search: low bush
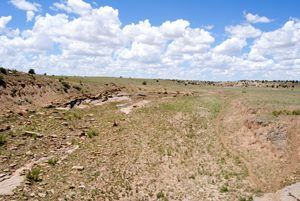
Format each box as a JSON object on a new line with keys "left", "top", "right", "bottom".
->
{"left": 86, "top": 129, "right": 98, "bottom": 138}
{"left": 28, "top": 69, "right": 36, "bottom": 74}
{"left": 0, "top": 135, "right": 6, "bottom": 146}
{"left": 0, "top": 67, "right": 7, "bottom": 75}
{"left": 26, "top": 167, "right": 42, "bottom": 182}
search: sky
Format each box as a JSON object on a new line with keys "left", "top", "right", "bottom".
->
{"left": 0, "top": 0, "right": 300, "bottom": 80}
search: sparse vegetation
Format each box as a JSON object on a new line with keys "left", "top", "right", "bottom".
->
{"left": 220, "top": 185, "right": 229, "bottom": 193}
{"left": 142, "top": 81, "right": 147, "bottom": 85}
{"left": 156, "top": 191, "right": 168, "bottom": 200}
{"left": 73, "top": 85, "right": 82, "bottom": 91}
{"left": 0, "top": 75, "right": 5, "bottom": 87}
{"left": 26, "top": 167, "right": 42, "bottom": 182}
{"left": 0, "top": 135, "right": 6, "bottom": 146}
{"left": 61, "top": 81, "right": 71, "bottom": 92}
{"left": 86, "top": 129, "right": 98, "bottom": 138}
{"left": 47, "top": 158, "right": 58, "bottom": 166}
{"left": 272, "top": 109, "right": 300, "bottom": 116}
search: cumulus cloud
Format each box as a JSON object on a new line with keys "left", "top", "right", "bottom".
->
{"left": 214, "top": 38, "right": 247, "bottom": 55}
{"left": 225, "top": 24, "right": 261, "bottom": 39}
{"left": 53, "top": 0, "right": 92, "bottom": 15}
{"left": 0, "top": 16, "right": 12, "bottom": 30}
{"left": 1, "top": 1, "right": 299, "bottom": 80}
{"left": 10, "top": 0, "right": 41, "bottom": 21}
{"left": 244, "top": 12, "right": 272, "bottom": 24}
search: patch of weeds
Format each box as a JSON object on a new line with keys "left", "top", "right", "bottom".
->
{"left": 26, "top": 167, "right": 42, "bottom": 182}
{"left": 189, "top": 175, "right": 196, "bottom": 179}
{"left": 234, "top": 156, "right": 241, "bottom": 164}
{"left": 210, "top": 101, "right": 221, "bottom": 118}
{"left": 186, "top": 133, "right": 195, "bottom": 138}
{"left": 61, "top": 81, "right": 71, "bottom": 92}
{"left": 220, "top": 185, "right": 229, "bottom": 193}
{"left": 31, "top": 133, "right": 38, "bottom": 140}
{"left": 166, "top": 147, "right": 172, "bottom": 156}
{"left": 239, "top": 196, "right": 253, "bottom": 201}
{"left": 47, "top": 158, "right": 58, "bottom": 166}
{"left": 0, "top": 75, "right": 5, "bottom": 87}
{"left": 272, "top": 109, "right": 300, "bottom": 117}
{"left": 73, "top": 85, "right": 82, "bottom": 91}
{"left": 157, "top": 191, "right": 168, "bottom": 200}
{"left": 86, "top": 129, "right": 98, "bottom": 138}
{"left": 0, "top": 134, "right": 6, "bottom": 146}
{"left": 242, "top": 90, "right": 247, "bottom": 93}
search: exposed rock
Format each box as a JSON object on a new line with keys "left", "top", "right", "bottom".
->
{"left": 24, "top": 131, "right": 44, "bottom": 138}
{"left": 72, "top": 166, "right": 84, "bottom": 171}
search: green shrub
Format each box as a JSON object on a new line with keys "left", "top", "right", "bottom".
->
{"left": 142, "top": 81, "right": 147, "bottom": 85}
{"left": 220, "top": 185, "right": 229, "bottom": 193}
{"left": 0, "top": 135, "right": 6, "bottom": 146}
{"left": 86, "top": 129, "right": 98, "bottom": 138}
{"left": 61, "top": 81, "right": 70, "bottom": 89}
{"left": 26, "top": 167, "right": 42, "bottom": 182}
{"left": 47, "top": 158, "right": 58, "bottom": 166}
{"left": 28, "top": 69, "right": 35, "bottom": 74}
{"left": 0, "top": 67, "right": 7, "bottom": 75}
{"left": 73, "top": 85, "right": 82, "bottom": 91}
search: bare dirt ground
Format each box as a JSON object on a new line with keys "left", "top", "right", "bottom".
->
{"left": 0, "top": 71, "right": 299, "bottom": 200}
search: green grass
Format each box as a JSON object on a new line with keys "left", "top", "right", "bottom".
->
{"left": 47, "top": 158, "right": 58, "bottom": 166}
{"left": 26, "top": 167, "right": 42, "bottom": 182}
{"left": 220, "top": 185, "right": 229, "bottom": 193}
{"left": 272, "top": 109, "right": 300, "bottom": 116}
{"left": 0, "top": 135, "right": 6, "bottom": 146}
{"left": 86, "top": 129, "right": 98, "bottom": 138}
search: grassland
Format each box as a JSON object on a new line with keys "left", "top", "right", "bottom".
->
{"left": 0, "top": 75, "right": 299, "bottom": 200}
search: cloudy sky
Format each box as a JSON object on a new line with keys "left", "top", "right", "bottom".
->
{"left": 0, "top": 0, "right": 300, "bottom": 80}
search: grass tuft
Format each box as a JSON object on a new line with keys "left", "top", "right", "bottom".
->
{"left": 26, "top": 167, "right": 42, "bottom": 182}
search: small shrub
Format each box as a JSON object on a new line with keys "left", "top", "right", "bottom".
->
{"left": 61, "top": 81, "right": 71, "bottom": 92}
{"left": 26, "top": 167, "right": 42, "bottom": 182}
{"left": 0, "top": 135, "right": 6, "bottom": 146}
{"left": 61, "top": 81, "right": 70, "bottom": 89}
{"left": 292, "top": 109, "right": 300, "bottom": 115}
{"left": 86, "top": 129, "right": 98, "bottom": 138}
{"left": 142, "top": 81, "right": 147, "bottom": 85}
{"left": 0, "top": 75, "right": 5, "bottom": 87}
{"left": 220, "top": 185, "right": 229, "bottom": 193}
{"left": 272, "top": 109, "right": 300, "bottom": 117}
{"left": 156, "top": 191, "right": 165, "bottom": 199}
{"left": 47, "top": 158, "right": 58, "bottom": 166}
{"left": 0, "top": 67, "right": 7, "bottom": 75}
{"left": 73, "top": 85, "right": 82, "bottom": 91}
{"left": 28, "top": 69, "right": 36, "bottom": 74}
{"left": 239, "top": 197, "right": 253, "bottom": 201}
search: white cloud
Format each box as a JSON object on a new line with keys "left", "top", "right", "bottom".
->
{"left": 160, "top": 19, "right": 190, "bottom": 38}
{"left": 244, "top": 12, "right": 272, "bottom": 24}
{"left": 1, "top": 3, "right": 299, "bottom": 80}
{"left": 10, "top": 0, "right": 41, "bottom": 21}
{"left": 249, "top": 20, "right": 300, "bottom": 63}
{"left": 53, "top": 0, "right": 92, "bottom": 16}
{"left": 0, "top": 16, "right": 12, "bottom": 30}
{"left": 214, "top": 38, "right": 247, "bottom": 55}
{"left": 226, "top": 24, "right": 261, "bottom": 39}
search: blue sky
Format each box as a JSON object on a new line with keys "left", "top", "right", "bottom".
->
{"left": 0, "top": 0, "right": 299, "bottom": 80}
